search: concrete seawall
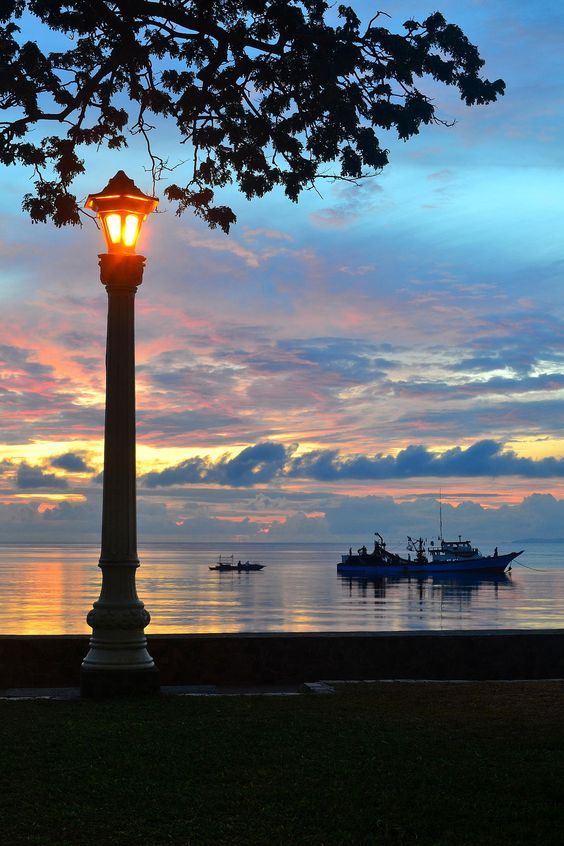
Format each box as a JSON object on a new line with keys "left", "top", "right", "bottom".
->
{"left": 1, "top": 630, "right": 563, "bottom": 688}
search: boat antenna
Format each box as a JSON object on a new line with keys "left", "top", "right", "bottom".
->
{"left": 439, "top": 488, "right": 443, "bottom": 541}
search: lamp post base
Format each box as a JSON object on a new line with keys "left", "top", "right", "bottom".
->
{"left": 80, "top": 665, "right": 160, "bottom": 698}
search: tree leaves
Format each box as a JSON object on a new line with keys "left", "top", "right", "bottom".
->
{"left": 1, "top": 1, "right": 505, "bottom": 232}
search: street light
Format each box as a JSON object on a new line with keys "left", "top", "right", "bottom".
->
{"left": 81, "top": 171, "right": 159, "bottom": 697}
{"left": 85, "top": 172, "right": 158, "bottom": 253}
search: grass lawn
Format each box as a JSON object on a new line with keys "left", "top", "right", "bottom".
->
{"left": 1, "top": 681, "right": 563, "bottom": 845}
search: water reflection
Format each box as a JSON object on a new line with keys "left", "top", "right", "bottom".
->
{"left": 0, "top": 543, "right": 562, "bottom": 633}
{"left": 338, "top": 572, "right": 518, "bottom": 629}
{"left": 340, "top": 572, "right": 513, "bottom": 607}
{"left": 337, "top": 573, "right": 514, "bottom": 604}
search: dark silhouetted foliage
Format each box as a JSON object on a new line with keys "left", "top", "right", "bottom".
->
{"left": 0, "top": 1, "right": 505, "bottom": 231}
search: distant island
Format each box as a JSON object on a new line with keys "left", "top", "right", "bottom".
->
{"left": 512, "top": 538, "right": 564, "bottom": 544}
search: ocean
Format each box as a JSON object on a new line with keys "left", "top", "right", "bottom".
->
{"left": 0, "top": 541, "right": 563, "bottom": 635}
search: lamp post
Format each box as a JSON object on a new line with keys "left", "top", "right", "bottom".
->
{"left": 80, "top": 171, "right": 159, "bottom": 697}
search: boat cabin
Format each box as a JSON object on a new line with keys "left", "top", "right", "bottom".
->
{"left": 428, "top": 537, "right": 481, "bottom": 561}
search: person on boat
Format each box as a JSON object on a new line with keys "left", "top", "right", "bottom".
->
{"left": 237, "top": 560, "right": 242, "bottom": 568}
{"left": 494, "top": 547, "right": 498, "bottom": 558}
{"left": 348, "top": 547, "right": 353, "bottom": 558}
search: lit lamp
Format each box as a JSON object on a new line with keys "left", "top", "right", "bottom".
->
{"left": 81, "top": 171, "right": 160, "bottom": 698}
{"left": 85, "top": 171, "right": 158, "bottom": 253}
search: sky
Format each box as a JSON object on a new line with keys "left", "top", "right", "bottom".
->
{"left": 2, "top": 0, "right": 564, "bottom": 545}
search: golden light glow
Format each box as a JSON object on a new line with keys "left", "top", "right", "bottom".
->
{"left": 105, "top": 213, "right": 122, "bottom": 244}
{"left": 85, "top": 171, "right": 158, "bottom": 254}
{"left": 0, "top": 440, "right": 102, "bottom": 465}
{"left": 100, "top": 210, "right": 144, "bottom": 252}
{"left": 123, "top": 214, "right": 141, "bottom": 247}
{"left": 13, "top": 493, "right": 86, "bottom": 502}
{"left": 0, "top": 441, "right": 241, "bottom": 484}
{"left": 509, "top": 437, "right": 564, "bottom": 460}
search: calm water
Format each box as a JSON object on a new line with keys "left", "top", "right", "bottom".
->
{"left": 0, "top": 541, "right": 563, "bottom": 634}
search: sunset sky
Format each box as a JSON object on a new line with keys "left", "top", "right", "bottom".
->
{"left": 2, "top": 0, "right": 564, "bottom": 543}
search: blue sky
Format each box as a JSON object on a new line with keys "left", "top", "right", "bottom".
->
{"left": 2, "top": 0, "right": 564, "bottom": 543}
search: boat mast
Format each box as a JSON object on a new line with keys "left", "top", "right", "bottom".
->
{"left": 439, "top": 489, "right": 443, "bottom": 541}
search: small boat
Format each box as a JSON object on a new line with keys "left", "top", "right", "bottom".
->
{"left": 209, "top": 554, "right": 264, "bottom": 572}
{"left": 209, "top": 554, "right": 235, "bottom": 571}
{"left": 337, "top": 532, "right": 523, "bottom": 576}
{"left": 237, "top": 561, "right": 265, "bottom": 571}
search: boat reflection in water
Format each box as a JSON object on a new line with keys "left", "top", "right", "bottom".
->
{"left": 338, "top": 571, "right": 515, "bottom": 618}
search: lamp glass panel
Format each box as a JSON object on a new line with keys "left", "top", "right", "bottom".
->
{"left": 105, "top": 213, "right": 122, "bottom": 244}
{"left": 123, "top": 214, "right": 141, "bottom": 247}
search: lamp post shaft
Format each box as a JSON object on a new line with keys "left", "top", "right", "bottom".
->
{"left": 81, "top": 253, "right": 159, "bottom": 697}
{"left": 101, "top": 259, "right": 139, "bottom": 562}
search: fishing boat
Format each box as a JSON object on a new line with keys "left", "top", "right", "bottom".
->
{"left": 337, "top": 532, "right": 523, "bottom": 576}
{"left": 209, "top": 554, "right": 264, "bottom": 572}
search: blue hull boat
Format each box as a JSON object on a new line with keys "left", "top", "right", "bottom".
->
{"left": 338, "top": 533, "right": 523, "bottom": 577}
{"left": 338, "top": 551, "right": 520, "bottom": 577}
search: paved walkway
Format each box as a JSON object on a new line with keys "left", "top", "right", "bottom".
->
{"left": 0, "top": 681, "right": 336, "bottom": 699}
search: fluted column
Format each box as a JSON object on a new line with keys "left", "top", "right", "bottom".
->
{"left": 81, "top": 253, "right": 159, "bottom": 697}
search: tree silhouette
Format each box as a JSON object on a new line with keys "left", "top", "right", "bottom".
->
{"left": 1, "top": 1, "right": 504, "bottom": 232}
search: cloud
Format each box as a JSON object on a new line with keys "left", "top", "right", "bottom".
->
{"left": 384, "top": 372, "right": 564, "bottom": 402}
{"left": 0, "top": 343, "right": 53, "bottom": 378}
{"left": 243, "top": 228, "right": 293, "bottom": 243}
{"left": 138, "top": 409, "right": 244, "bottom": 440}
{"left": 134, "top": 337, "right": 401, "bottom": 447}
{"left": 1, "top": 484, "right": 564, "bottom": 544}
{"left": 57, "top": 331, "right": 101, "bottom": 351}
{"left": 143, "top": 442, "right": 289, "bottom": 488}
{"left": 427, "top": 169, "right": 453, "bottom": 182}
{"left": 309, "top": 208, "right": 358, "bottom": 229}
{"left": 167, "top": 492, "right": 564, "bottom": 545}
{"left": 16, "top": 462, "right": 69, "bottom": 490}
{"left": 138, "top": 349, "right": 239, "bottom": 394}
{"left": 448, "top": 354, "right": 528, "bottom": 374}
{"left": 290, "top": 440, "right": 564, "bottom": 480}
{"left": 50, "top": 452, "right": 93, "bottom": 473}
{"left": 141, "top": 439, "right": 564, "bottom": 489}
{"left": 319, "top": 492, "right": 564, "bottom": 544}
{"left": 275, "top": 338, "right": 398, "bottom": 382}
{"left": 309, "top": 180, "right": 384, "bottom": 228}
{"left": 183, "top": 228, "right": 263, "bottom": 267}
{"left": 0, "top": 399, "right": 104, "bottom": 446}
{"left": 395, "top": 398, "right": 564, "bottom": 441}
{"left": 181, "top": 224, "right": 298, "bottom": 268}
{"left": 338, "top": 264, "right": 375, "bottom": 276}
